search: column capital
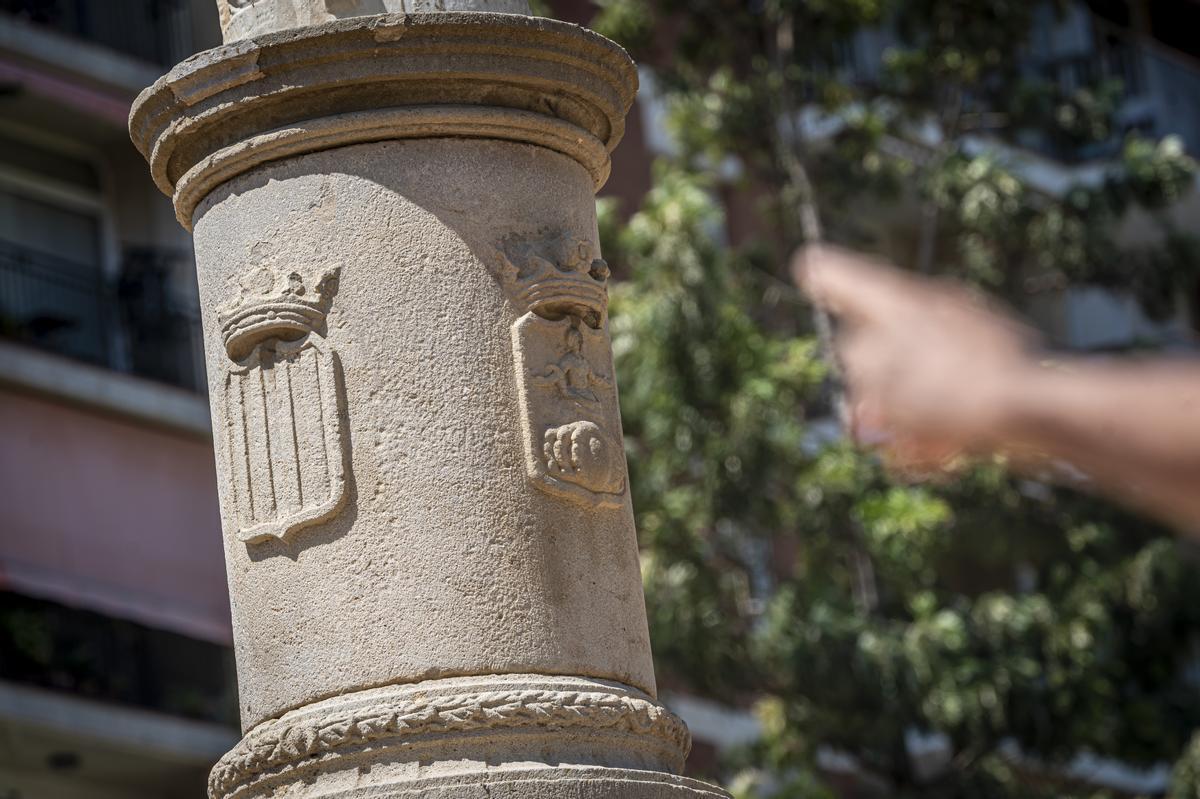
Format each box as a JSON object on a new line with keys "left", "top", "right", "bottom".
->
{"left": 129, "top": 13, "right": 637, "bottom": 229}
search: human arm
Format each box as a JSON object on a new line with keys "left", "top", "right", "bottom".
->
{"left": 794, "top": 245, "right": 1200, "bottom": 533}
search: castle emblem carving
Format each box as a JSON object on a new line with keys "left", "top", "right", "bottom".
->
{"left": 498, "top": 231, "right": 626, "bottom": 507}
{"left": 217, "top": 264, "right": 349, "bottom": 544}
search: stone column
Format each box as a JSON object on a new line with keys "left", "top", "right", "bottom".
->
{"left": 130, "top": 3, "right": 728, "bottom": 798}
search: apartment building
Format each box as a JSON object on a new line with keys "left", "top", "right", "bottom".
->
{"left": 0, "top": 2, "right": 235, "bottom": 798}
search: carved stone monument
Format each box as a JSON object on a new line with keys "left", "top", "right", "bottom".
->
{"left": 130, "top": 2, "right": 729, "bottom": 797}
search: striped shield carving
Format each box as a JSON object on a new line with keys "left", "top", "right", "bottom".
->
{"left": 221, "top": 336, "right": 348, "bottom": 544}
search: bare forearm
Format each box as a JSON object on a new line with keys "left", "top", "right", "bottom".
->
{"left": 796, "top": 247, "right": 1200, "bottom": 531}
{"left": 994, "top": 359, "right": 1200, "bottom": 533}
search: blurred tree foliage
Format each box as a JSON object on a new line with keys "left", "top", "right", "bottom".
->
{"left": 582, "top": 0, "right": 1200, "bottom": 795}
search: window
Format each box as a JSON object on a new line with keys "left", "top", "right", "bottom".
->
{"left": 0, "top": 128, "right": 113, "bottom": 368}
{"left": 0, "top": 126, "right": 205, "bottom": 392}
{"left": 0, "top": 188, "right": 110, "bottom": 366}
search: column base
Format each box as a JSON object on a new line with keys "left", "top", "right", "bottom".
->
{"left": 242, "top": 766, "right": 730, "bottom": 798}
{"left": 210, "top": 675, "right": 729, "bottom": 799}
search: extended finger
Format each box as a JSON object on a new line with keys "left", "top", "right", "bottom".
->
{"left": 792, "top": 245, "right": 939, "bottom": 326}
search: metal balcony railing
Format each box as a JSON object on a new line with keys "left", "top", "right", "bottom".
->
{"left": 0, "top": 0, "right": 193, "bottom": 67}
{"left": 0, "top": 239, "right": 206, "bottom": 393}
{"left": 0, "top": 591, "right": 238, "bottom": 726}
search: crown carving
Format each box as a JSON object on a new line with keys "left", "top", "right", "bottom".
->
{"left": 218, "top": 264, "right": 340, "bottom": 360}
{"left": 497, "top": 231, "right": 609, "bottom": 328}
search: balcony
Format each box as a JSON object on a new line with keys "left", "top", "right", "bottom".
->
{"left": 1029, "top": 17, "right": 1200, "bottom": 161}
{"left": 0, "top": 591, "right": 237, "bottom": 726}
{"left": 0, "top": 239, "right": 206, "bottom": 393}
{"left": 0, "top": 0, "right": 193, "bottom": 67}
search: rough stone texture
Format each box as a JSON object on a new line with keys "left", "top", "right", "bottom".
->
{"left": 209, "top": 674, "right": 693, "bottom": 798}
{"left": 218, "top": 0, "right": 532, "bottom": 41}
{"left": 129, "top": 13, "right": 635, "bottom": 228}
{"left": 131, "top": 7, "right": 728, "bottom": 798}
{"left": 194, "top": 139, "right": 656, "bottom": 728}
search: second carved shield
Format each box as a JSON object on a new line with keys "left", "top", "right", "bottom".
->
{"left": 511, "top": 312, "right": 627, "bottom": 507}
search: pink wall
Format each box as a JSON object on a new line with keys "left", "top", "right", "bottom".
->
{"left": 0, "top": 388, "right": 231, "bottom": 643}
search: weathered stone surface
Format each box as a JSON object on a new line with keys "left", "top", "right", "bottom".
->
{"left": 129, "top": 13, "right": 636, "bottom": 228}
{"left": 216, "top": 263, "right": 348, "bottom": 544}
{"left": 218, "top": 0, "right": 532, "bottom": 42}
{"left": 131, "top": 7, "right": 728, "bottom": 799}
{"left": 209, "top": 674, "right": 693, "bottom": 798}
{"left": 194, "top": 138, "right": 655, "bottom": 729}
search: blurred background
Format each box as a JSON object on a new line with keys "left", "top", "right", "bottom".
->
{"left": 2, "top": 0, "right": 1200, "bottom": 797}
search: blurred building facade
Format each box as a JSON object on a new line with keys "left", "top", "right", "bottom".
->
{"left": 0, "top": 1, "right": 1198, "bottom": 797}
{"left": 0, "top": 2, "right": 235, "bottom": 797}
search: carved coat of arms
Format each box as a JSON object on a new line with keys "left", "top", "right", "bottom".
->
{"left": 216, "top": 264, "right": 349, "bottom": 544}
{"left": 497, "top": 231, "right": 627, "bottom": 507}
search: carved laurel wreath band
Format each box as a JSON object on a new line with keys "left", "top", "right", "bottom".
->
{"left": 210, "top": 687, "right": 692, "bottom": 797}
